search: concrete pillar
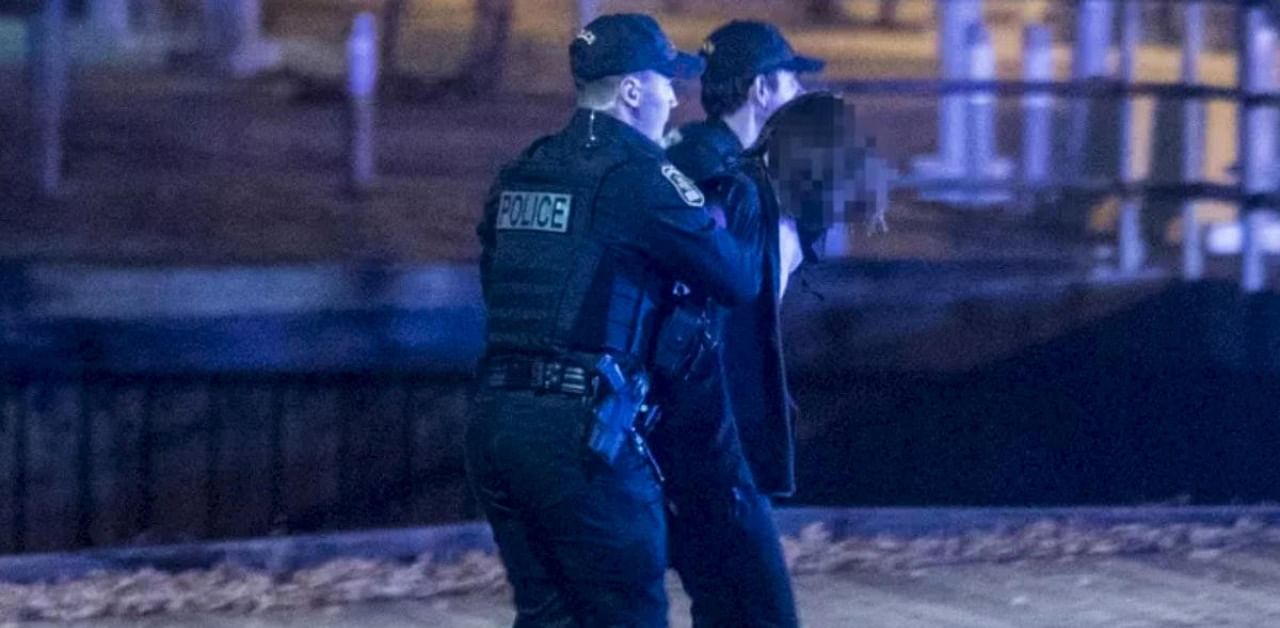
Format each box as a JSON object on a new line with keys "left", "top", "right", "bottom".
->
{"left": 203, "top": 0, "right": 281, "bottom": 77}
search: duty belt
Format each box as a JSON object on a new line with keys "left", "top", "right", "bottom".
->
{"left": 482, "top": 356, "right": 595, "bottom": 397}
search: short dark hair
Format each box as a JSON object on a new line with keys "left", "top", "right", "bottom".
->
{"left": 575, "top": 74, "right": 626, "bottom": 108}
{"left": 700, "top": 70, "right": 782, "bottom": 119}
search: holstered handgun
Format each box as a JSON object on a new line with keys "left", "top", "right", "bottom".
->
{"left": 588, "top": 354, "right": 650, "bottom": 465}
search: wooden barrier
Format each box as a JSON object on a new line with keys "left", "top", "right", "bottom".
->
{"left": 0, "top": 373, "right": 473, "bottom": 555}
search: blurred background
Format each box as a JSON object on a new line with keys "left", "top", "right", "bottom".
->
{"left": 3, "top": 0, "right": 1280, "bottom": 558}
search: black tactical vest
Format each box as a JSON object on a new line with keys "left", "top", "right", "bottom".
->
{"left": 483, "top": 142, "right": 663, "bottom": 365}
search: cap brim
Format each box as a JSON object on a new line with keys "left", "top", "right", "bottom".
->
{"left": 658, "top": 51, "right": 706, "bottom": 80}
{"left": 781, "top": 55, "right": 826, "bottom": 74}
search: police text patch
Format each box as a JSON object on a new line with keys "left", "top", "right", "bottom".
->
{"left": 660, "top": 164, "right": 705, "bottom": 207}
{"left": 496, "top": 191, "right": 573, "bottom": 233}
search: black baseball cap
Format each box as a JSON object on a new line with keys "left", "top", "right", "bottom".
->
{"left": 701, "top": 20, "right": 826, "bottom": 83}
{"left": 570, "top": 13, "right": 705, "bottom": 83}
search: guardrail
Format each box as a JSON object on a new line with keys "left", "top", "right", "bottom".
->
{"left": 828, "top": 0, "right": 1280, "bottom": 291}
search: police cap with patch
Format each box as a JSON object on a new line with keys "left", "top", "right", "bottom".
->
{"left": 571, "top": 13, "right": 705, "bottom": 83}
{"left": 700, "top": 20, "right": 826, "bottom": 83}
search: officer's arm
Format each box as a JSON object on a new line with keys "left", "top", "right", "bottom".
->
{"left": 605, "top": 164, "right": 761, "bottom": 305}
{"left": 648, "top": 206, "right": 759, "bottom": 306}
{"left": 714, "top": 174, "right": 766, "bottom": 286}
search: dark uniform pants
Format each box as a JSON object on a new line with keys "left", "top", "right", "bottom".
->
{"left": 652, "top": 362, "right": 799, "bottom": 628}
{"left": 466, "top": 388, "right": 669, "bottom": 628}
{"left": 666, "top": 463, "right": 798, "bottom": 628}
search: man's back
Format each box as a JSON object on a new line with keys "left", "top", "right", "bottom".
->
{"left": 666, "top": 117, "right": 796, "bottom": 497}
{"left": 658, "top": 116, "right": 800, "bottom": 628}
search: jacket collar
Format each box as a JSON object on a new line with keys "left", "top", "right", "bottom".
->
{"left": 685, "top": 117, "right": 744, "bottom": 162}
{"left": 569, "top": 108, "right": 665, "bottom": 159}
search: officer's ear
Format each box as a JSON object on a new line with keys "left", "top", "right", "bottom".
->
{"left": 618, "top": 74, "right": 643, "bottom": 108}
{"left": 750, "top": 74, "right": 770, "bottom": 111}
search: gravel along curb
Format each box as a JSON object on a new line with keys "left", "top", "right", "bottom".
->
{"left": 4, "top": 507, "right": 1280, "bottom": 622}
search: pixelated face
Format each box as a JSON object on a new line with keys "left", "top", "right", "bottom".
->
{"left": 629, "top": 71, "right": 679, "bottom": 144}
{"left": 767, "top": 97, "right": 887, "bottom": 259}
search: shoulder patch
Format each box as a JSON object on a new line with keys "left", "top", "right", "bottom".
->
{"left": 660, "top": 164, "right": 705, "bottom": 207}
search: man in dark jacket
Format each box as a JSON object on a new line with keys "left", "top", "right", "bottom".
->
{"left": 651, "top": 20, "right": 825, "bottom": 628}
{"left": 469, "top": 14, "right": 761, "bottom": 627}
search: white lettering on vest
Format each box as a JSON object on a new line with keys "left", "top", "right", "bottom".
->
{"left": 496, "top": 191, "right": 573, "bottom": 233}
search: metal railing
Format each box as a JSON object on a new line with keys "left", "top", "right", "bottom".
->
{"left": 825, "top": 0, "right": 1280, "bottom": 291}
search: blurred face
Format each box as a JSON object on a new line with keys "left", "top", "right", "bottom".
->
{"left": 620, "top": 71, "right": 679, "bottom": 143}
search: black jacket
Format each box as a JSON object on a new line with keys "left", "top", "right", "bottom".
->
{"left": 666, "top": 119, "right": 797, "bottom": 497}
{"left": 477, "top": 109, "right": 761, "bottom": 365}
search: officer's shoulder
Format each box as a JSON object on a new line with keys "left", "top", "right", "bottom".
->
{"left": 493, "top": 134, "right": 562, "bottom": 181}
{"left": 606, "top": 157, "right": 706, "bottom": 209}
{"left": 666, "top": 122, "right": 737, "bottom": 182}
{"left": 515, "top": 133, "right": 556, "bottom": 160}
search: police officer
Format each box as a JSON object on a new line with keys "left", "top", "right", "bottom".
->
{"left": 467, "top": 13, "right": 761, "bottom": 627}
{"left": 650, "top": 20, "right": 826, "bottom": 628}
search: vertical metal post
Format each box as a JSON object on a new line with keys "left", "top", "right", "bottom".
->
{"left": 1181, "top": 1, "right": 1206, "bottom": 280}
{"left": 938, "top": 0, "right": 984, "bottom": 172}
{"left": 1238, "top": 2, "right": 1277, "bottom": 293}
{"left": 347, "top": 13, "right": 379, "bottom": 199}
{"left": 1072, "top": 0, "right": 1115, "bottom": 81}
{"left": 1021, "top": 24, "right": 1053, "bottom": 207}
{"left": 1067, "top": 0, "right": 1115, "bottom": 180}
{"left": 963, "top": 22, "right": 1010, "bottom": 206}
{"left": 913, "top": 0, "right": 984, "bottom": 203}
{"left": 1116, "top": 0, "right": 1145, "bottom": 274}
{"left": 28, "top": 0, "right": 68, "bottom": 196}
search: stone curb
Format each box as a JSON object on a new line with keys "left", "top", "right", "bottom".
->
{"left": 4, "top": 506, "right": 1279, "bottom": 585}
